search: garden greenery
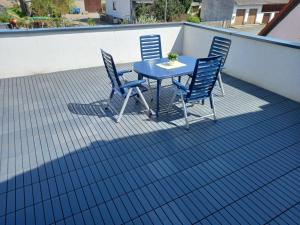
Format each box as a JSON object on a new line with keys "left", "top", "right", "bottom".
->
{"left": 136, "top": 0, "right": 192, "bottom": 22}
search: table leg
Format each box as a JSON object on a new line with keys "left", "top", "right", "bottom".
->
{"left": 156, "top": 80, "right": 162, "bottom": 117}
{"left": 138, "top": 73, "right": 143, "bottom": 80}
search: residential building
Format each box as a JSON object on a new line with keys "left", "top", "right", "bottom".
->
{"left": 259, "top": 0, "right": 300, "bottom": 42}
{"left": 201, "top": 0, "right": 289, "bottom": 25}
{"left": 74, "top": 0, "right": 102, "bottom": 13}
{"left": 105, "top": 0, "right": 153, "bottom": 23}
{"left": 201, "top": 0, "right": 234, "bottom": 23}
{"left": 232, "top": 0, "right": 289, "bottom": 25}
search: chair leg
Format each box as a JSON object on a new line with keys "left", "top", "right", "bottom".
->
{"left": 181, "top": 94, "right": 189, "bottom": 129}
{"left": 185, "top": 76, "right": 191, "bottom": 86}
{"left": 147, "top": 78, "right": 151, "bottom": 88}
{"left": 135, "top": 87, "right": 151, "bottom": 116}
{"left": 147, "top": 78, "right": 154, "bottom": 102}
{"left": 209, "top": 95, "right": 217, "bottom": 120}
{"left": 167, "top": 89, "right": 177, "bottom": 113}
{"left": 117, "top": 88, "right": 132, "bottom": 123}
{"left": 218, "top": 72, "right": 225, "bottom": 96}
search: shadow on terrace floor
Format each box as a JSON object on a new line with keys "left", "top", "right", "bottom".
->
{"left": 66, "top": 74, "right": 286, "bottom": 126}
{"left": 1, "top": 74, "right": 300, "bottom": 225}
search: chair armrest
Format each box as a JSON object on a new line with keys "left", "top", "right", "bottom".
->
{"left": 173, "top": 80, "right": 189, "bottom": 93}
{"left": 121, "top": 79, "right": 146, "bottom": 89}
{"left": 117, "top": 69, "right": 132, "bottom": 76}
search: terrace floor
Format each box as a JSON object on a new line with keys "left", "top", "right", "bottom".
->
{"left": 1, "top": 64, "right": 300, "bottom": 225}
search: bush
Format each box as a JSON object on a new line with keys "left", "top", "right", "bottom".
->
{"left": 120, "top": 18, "right": 130, "bottom": 24}
{"left": 187, "top": 15, "right": 200, "bottom": 23}
{"left": 17, "top": 17, "right": 33, "bottom": 28}
{"left": 7, "top": 6, "right": 26, "bottom": 18}
{"left": 137, "top": 15, "right": 157, "bottom": 24}
{"left": 87, "top": 18, "right": 96, "bottom": 26}
{"left": 0, "top": 10, "right": 11, "bottom": 23}
{"left": 136, "top": 3, "right": 152, "bottom": 19}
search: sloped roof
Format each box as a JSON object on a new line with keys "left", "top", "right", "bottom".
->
{"left": 259, "top": 0, "right": 300, "bottom": 35}
{"left": 235, "top": 0, "right": 289, "bottom": 5}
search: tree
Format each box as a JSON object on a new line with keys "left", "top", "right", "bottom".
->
{"left": 31, "top": 0, "right": 54, "bottom": 16}
{"left": 180, "top": 0, "right": 192, "bottom": 13}
{"left": 151, "top": 0, "right": 185, "bottom": 21}
{"left": 136, "top": 3, "right": 153, "bottom": 19}
{"left": 52, "top": 0, "right": 74, "bottom": 16}
{"left": 136, "top": 0, "right": 188, "bottom": 22}
{"left": 18, "top": 0, "right": 30, "bottom": 16}
{"left": 31, "top": 0, "right": 74, "bottom": 17}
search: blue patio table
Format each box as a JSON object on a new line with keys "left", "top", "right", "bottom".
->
{"left": 133, "top": 55, "right": 197, "bottom": 117}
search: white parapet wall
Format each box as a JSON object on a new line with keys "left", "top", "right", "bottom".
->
{"left": 1, "top": 22, "right": 300, "bottom": 103}
{"left": 183, "top": 23, "right": 300, "bottom": 103}
{"left": 0, "top": 23, "right": 183, "bottom": 79}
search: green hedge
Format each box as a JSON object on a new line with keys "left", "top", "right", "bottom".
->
{"left": 187, "top": 15, "right": 200, "bottom": 23}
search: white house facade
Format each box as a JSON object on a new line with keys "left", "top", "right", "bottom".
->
{"left": 231, "top": 4, "right": 265, "bottom": 24}
{"left": 106, "top": 0, "right": 132, "bottom": 21}
{"left": 231, "top": 0, "right": 289, "bottom": 25}
{"left": 105, "top": 0, "right": 153, "bottom": 22}
{"left": 201, "top": 0, "right": 288, "bottom": 26}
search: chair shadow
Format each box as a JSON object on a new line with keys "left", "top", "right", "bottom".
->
{"left": 67, "top": 100, "right": 111, "bottom": 118}
{"left": 67, "top": 98, "right": 149, "bottom": 122}
{"left": 67, "top": 81, "right": 218, "bottom": 128}
{"left": 67, "top": 74, "right": 246, "bottom": 128}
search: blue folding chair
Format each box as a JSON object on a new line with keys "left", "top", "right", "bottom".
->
{"left": 187, "top": 36, "right": 231, "bottom": 96}
{"left": 169, "top": 56, "right": 222, "bottom": 129}
{"left": 139, "top": 35, "right": 162, "bottom": 90}
{"left": 101, "top": 49, "right": 151, "bottom": 122}
{"left": 208, "top": 36, "right": 231, "bottom": 96}
{"left": 140, "top": 35, "right": 162, "bottom": 61}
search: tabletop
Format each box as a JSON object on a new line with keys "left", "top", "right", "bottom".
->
{"left": 133, "top": 56, "right": 196, "bottom": 80}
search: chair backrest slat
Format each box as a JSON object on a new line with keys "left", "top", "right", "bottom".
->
{"left": 208, "top": 36, "right": 231, "bottom": 68}
{"left": 101, "top": 49, "right": 124, "bottom": 94}
{"left": 140, "top": 35, "right": 162, "bottom": 61}
{"left": 187, "top": 56, "right": 222, "bottom": 101}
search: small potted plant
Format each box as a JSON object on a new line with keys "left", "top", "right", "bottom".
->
{"left": 168, "top": 53, "right": 178, "bottom": 65}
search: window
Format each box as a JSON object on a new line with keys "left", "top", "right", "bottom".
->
{"left": 113, "top": 1, "right": 116, "bottom": 10}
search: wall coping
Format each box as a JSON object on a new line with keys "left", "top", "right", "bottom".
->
{"left": 184, "top": 22, "right": 300, "bottom": 50}
{"left": 0, "top": 21, "right": 299, "bottom": 50}
{"left": 0, "top": 22, "right": 183, "bottom": 36}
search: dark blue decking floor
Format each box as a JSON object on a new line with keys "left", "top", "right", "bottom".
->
{"left": 0, "top": 65, "right": 300, "bottom": 225}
